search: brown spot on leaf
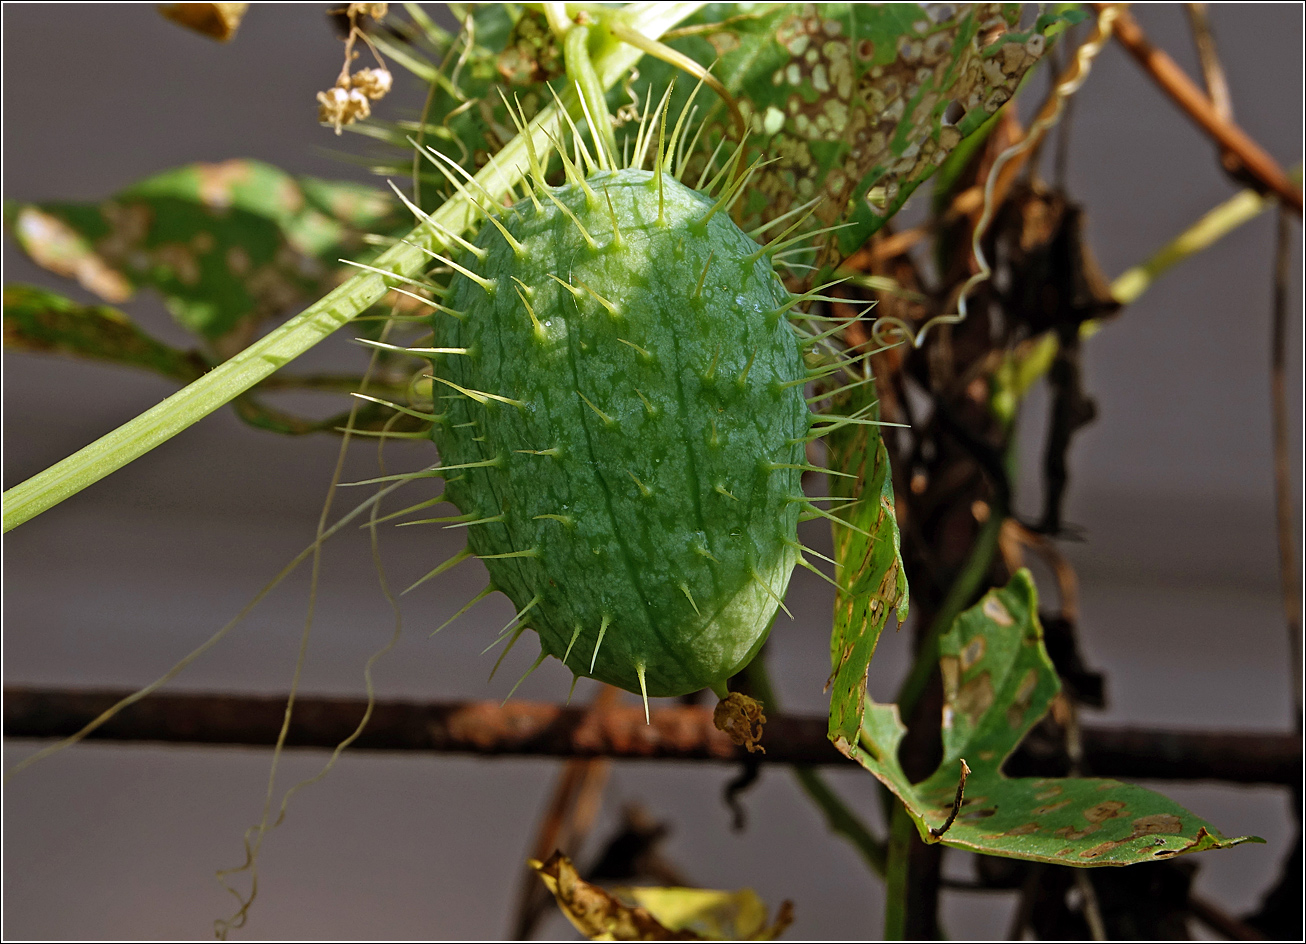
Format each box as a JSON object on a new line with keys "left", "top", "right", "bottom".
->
{"left": 1079, "top": 840, "right": 1122, "bottom": 860}
{"left": 154, "top": 244, "right": 201, "bottom": 286}
{"left": 1083, "top": 801, "right": 1128, "bottom": 824}
{"left": 706, "top": 30, "right": 741, "bottom": 57}
{"left": 226, "top": 245, "right": 251, "bottom": 277}
{"left": 15, "top": 207, "right": 132, "bottom": 303}
{"left": 196, "top": 160, "right": 252, "bottom": 210}
{"left": 960, "top": 635, "right": 986, "bottom": 671}
{"left": 1131, "top": 814, "right": 1183, "bottom": 837}
{"left": 1054, "top": 824, "right": 1099, "bottom": 840}
{"left": 1033, "top": 800, "right": 1072, "bottom": 816}
{"left": 939, "top": 655, "right": 960, "bottom": 707}
{"left": 1006, "top": 822, "right": 1039, "bottom": 836}
{"left": 982, "top": 594, "right": 1013, "bottom": 625}
{"left": 1007, "top": 667, "right": 1038, "bottom": 728}
{"left": 955, "top": 670, "right": 994, "bottom": 727}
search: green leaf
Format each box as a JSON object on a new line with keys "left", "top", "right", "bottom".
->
{"left": 841, "top": 571, "right": 1264, "bottom": 866}
{"left": 6, "top": 160, "right": 400, "bottom": 344}
{"left": 3, "top": 283, "right": 205, "bottom": 383}
{"left": 824, "top": 380, "right": 909, "bottom": 751}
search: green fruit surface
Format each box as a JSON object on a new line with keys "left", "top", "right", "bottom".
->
{"left": 431, "top": 168, "right": 808, "bottom": 697}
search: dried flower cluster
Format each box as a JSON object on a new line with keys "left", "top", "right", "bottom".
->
{"left": 316, "top": 2, "right": 392, "bottom": 134}
{"left": 317, "top": 67, "right": 393, "bottom": 133}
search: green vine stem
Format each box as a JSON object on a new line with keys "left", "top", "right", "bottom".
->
{"left": 883, "top": 803, "right": 915, "bottom": 940}
{"left": 2, "top": 1, "right": 703, "bottom": 533}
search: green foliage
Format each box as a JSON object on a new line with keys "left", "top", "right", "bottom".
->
{"left": 6, "top": 159, "right": 401, "bottom": 345}
{"left": 840, "top": 571, "right": 1262, "bottom": 866}
{"left": 375, "top": 4, "right": 1078, "bottom": 259}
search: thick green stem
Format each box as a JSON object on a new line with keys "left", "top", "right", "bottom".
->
{"left": 883, "top": 803, "right": 914, "bottom": 940}
{"left": 2, "top": 1, "right": 704, "bottom": 533}
{"left": 565, "top": 23, "right": 619, "bottom": 162}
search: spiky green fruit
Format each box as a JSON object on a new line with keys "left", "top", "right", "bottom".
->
{"left": 430, "top": 167, "right": 808, "bottom": 698}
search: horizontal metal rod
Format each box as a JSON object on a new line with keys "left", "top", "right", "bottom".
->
{"left": 3, "top": 687, "right": 1299, "bottom": 784}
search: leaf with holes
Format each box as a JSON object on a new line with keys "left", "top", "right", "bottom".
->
{"left": 629, "top": 3, "right": 1085, "bottom": 251}
{"left": 839, "top": 570, "right": 1263, "bottom": 865}
{"left": 365, "top": 3, "right": 1081, "bottom": 254}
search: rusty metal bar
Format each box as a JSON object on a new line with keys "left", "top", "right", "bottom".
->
{"left": 3, "top": 687, "right": 1299, "bottom": 784}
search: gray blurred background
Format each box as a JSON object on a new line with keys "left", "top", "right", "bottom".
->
{"left": 3, "top": 4, "right": 1301, "bottom": 940}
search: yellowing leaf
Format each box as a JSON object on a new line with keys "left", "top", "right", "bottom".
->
{"left": 531, "top": 852, "right": 792, "bottom": 941}
{"left": 620, "top": 887, "right": 793, "bottom": 942}
{"left": 159, "top": 3, "right": 248, "bottom": 42}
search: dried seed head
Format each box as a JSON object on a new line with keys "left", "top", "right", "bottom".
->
{"left": 316, "top": 82, "right": 371, "bottom": 134}
{"left": 350, "top": 67, "right": 392, "bottom": 100}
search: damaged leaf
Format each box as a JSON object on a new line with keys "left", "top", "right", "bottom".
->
{"left": 531, "top": 851, "right": 792, "bottom": 941}
{"left": 630, "top": 3, "right": 1085, "bottom": 253}
{"left": 3, "top": 283, "right": 424, "bottom": 438}
{"left": 3, "top": 283, "right": 205, "bottom": 383}
{"left": 825, "top": 379, "right": 909, "bottom": 751}
{"left": 5, "top": 160, "right": 399, "bottom": 345}
{"left": 620, "top": 887, "right": 793, "bottom": 942}
{"left": 840, "top": 571, "right": 1263, "bottom": 866}
{"left": 368, "top": 3, "right": 1079, "bottom": 251}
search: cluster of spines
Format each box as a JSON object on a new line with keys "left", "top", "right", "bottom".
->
{"left": 341, "top": 84, "right": 900, "bottom": 717}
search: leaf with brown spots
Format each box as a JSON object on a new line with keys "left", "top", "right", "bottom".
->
{"left": 840, "top": 571, "right": 1263, "bottom": 866}
{"left": 627, "top": 3, "right": 1086, "bottom": 259}
{"left": 823, "top": 379, "right": 909, "bottom": 751}
{"left": 531, "top": 851, "right": 793, "bottom": 941}
{"left": 3, "top": 283, "right": 206, "bottom": 383}
{"left": 2, "top": 283, "right": 426, "bottom": 438}
{"left": 5, "top": 160, "right": 400, "bottom": 344}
